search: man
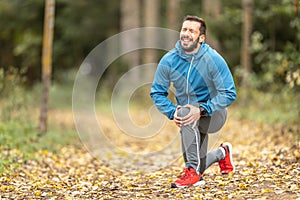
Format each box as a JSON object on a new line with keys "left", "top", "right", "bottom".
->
{"left": 150, "top": 15, "right": 237, "bottom": 188}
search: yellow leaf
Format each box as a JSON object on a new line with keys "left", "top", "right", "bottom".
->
{"left": 262, "top": 189, "right": 272, "bottom": 193}
{"left": 247, "top": 161, "right": 253, "bottom": 167}
{"left": 239, "top": 183, "right": 247, "bottom": 190}
{"left": 42, "top": 149, "right": 48, "bottom": 156}
{"left": 218, "top": 181, "right": 229, "bottom": 186}
{"left": 35, "top": 190, "right": 41, "bottom": 196}
{"left": 228, "top": 171, "right": 234, "bottom": 176}
{"left": 0, "top": 185, "right": 7, "bottom": 191}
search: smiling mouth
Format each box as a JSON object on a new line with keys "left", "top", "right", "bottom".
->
{"left": 180, "top": 36, "right": 193, "bottom": 45}
{"left": 181, "top": 37, "right": 192, "bottom": 42}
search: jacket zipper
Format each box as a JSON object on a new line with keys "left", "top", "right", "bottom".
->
{"left": 186, "top": 56, "right": 194, "bottom": 104}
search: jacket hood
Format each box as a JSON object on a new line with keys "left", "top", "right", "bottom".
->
{"left": 173, "top": 40, "right": 209, "bottom": 61}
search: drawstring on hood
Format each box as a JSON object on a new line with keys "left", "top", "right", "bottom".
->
{"left": 172, "top": 40, "right": 209, "bottom": 62}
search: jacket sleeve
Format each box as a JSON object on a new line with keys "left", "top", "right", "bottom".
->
{"left": 200, "top": 53, "right": 236, "bottom": 116}
{"left": 150, "top": 61, "right": 177, "bottom": 120}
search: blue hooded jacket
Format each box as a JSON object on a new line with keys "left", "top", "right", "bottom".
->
{"left": 150, "top": 41, "right": 236, "bottom": 120}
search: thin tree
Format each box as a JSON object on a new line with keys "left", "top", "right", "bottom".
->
{"left": 143, "top": 0, "right": 160, "bottom": 78}
{"left": 39, "top": 0, "right": 55, "bottom": 134}
{"left": 241, "top": 0, "right": 253, "bottom": 88}
{"left": 202, "top": 0, "right": 221, "bottom": 51}
{"left": 166, "top": 0, "right": 180, "bottom": 49}
{"left": 120, "top": 0, "right": 140, "bottom": 84}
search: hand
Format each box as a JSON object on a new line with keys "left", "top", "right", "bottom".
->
{"left": 180, "top": 104, "right": 201, "bottom": 128}
{"left": 173, "top": 105, "right": 183, "bottom": 127}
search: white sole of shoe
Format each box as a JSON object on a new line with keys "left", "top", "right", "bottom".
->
{"left": 171, "top": 180, "right": 205, "bottom": 188}
{"left": 223, "top": 142, "right": 235, "bottom": 172}
{"left": 193, "top": 180, "right": 205, "bottom": 187}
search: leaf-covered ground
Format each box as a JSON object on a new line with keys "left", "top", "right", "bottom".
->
{"left": 1, "top": 111, "right": 299, "bottom": 199}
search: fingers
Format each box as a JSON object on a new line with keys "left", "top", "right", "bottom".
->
{"left": 174, "top": 121, "right": 180, "bottom": 127}
{"left": 173, "top": 105, "right": 183, "bottom": 127}
{"left": 174, "top": 116, "right": 182, "bottom": 127}
{"left": 173, "top": 104, "right": 200, "bottom": 127}
{"left": 181, "top": 115, "right": 196, "bottom": 126}
{"left": 179, "top": 104, "right": 200, "bottom": 126}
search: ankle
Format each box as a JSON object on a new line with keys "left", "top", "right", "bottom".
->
{"left": 219, "top": 146, "right": 226, "bottom": 159}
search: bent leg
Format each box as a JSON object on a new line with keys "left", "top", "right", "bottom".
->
{"left": 198, "top": 109, "right": 227, "bottom": 133}
{"left": 198, "top": 108, "right": 227, "bottom": 172}
{"left": 205, "top": 148, "right": 225, "bottom": 170}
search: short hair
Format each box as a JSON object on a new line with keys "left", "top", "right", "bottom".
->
{"left": 183, "top": 15, "right": 206, "bottom": 35}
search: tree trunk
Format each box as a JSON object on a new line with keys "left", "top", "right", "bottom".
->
{"left": 166, "top": 0, "right": 180, "bottom": 49}
{"left": 39, "top": 0, "right": 55, "bottom": 134}
{"left": 143, "top": 0, "right": 160, "bottom": 78}
{"left": 202, "top": 0, "right": 221, "bottom": 51}
{"left": 120, "top": 0, "right": 140, "bottom": 84}
{"left": 167, "top": 0, "right": 180, "bottom": 30}
{"left": 202, "top": 0, "right": 221, "bottom": 19}
{"left": 241, "top": 0, "right": 253, "bottom": 88}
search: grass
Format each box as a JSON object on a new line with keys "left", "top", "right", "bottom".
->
{"left": 0, "top": 123, "right": 77, "bottom": 173}
{"left": 0, "top": 80, "right": 80, "bottom": 174}
{"left": 234, "top": 87, "right": 299, "bottom": 126}
{"left": 0, "top": 109, "right": 79, "bottom": 174}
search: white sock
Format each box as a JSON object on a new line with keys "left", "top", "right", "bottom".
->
{"left": 219, "top": 147, "right": 226, "bottom": 159}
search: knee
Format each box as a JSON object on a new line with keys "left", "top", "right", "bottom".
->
{"left": 177, "top": 107, "right": 190, "bottom": 117}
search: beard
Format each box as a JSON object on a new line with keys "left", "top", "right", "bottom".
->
{"left": 180, "top": 36, "right": 200, "bottom": 52}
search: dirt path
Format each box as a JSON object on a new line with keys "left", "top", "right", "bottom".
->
{"left": 0, "top": 112, "right": 299, "bottom": 199}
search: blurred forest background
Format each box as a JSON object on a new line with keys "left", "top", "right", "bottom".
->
{"left": 0, "top": 0, "right": 299, "bottom": 172}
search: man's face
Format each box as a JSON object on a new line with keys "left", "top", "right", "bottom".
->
{"left": 180, "top": 20, "right": 203, "bottom": 53}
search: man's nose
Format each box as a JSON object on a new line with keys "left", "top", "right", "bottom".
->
{"left": 182, "top": 31, "right": 191, "bottom": 37}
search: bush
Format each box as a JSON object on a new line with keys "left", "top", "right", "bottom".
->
{"left": 0, "top": 67, "right": 77, "bottom": 174}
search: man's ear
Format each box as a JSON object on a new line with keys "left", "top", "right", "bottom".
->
{"left": 199, "top": 34, "right": 205, "bottom": 43}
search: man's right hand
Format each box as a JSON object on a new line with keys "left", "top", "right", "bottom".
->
{"left": 173, "top": 105, "right": 183, "bottom": 127}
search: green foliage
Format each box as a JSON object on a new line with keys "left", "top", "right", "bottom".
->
{"left": 235, "top": 24, "right": 300, "bottom": 124}
{"left": 0, "top": 67, "right": 35, "bottom": 173}
{"left": 0, "top": 0, "right": 298, "bottom": 86}
{"left": 0, "top": 67, "right": 29, "bottom": 121}
{"left": 250, "top": 1, "right": 300, "bottom": 92}
{"left": 0, "top": 0, "right": 44, "bottom": 82}
{"left": 0, "top": 67, "right": 77, "bottom": 173}
{"left": 0, "top": 0, "right": 120, "bottom": 83}
{"left": 235, "top": 87, "right": 299, "bottom": 125}
{"left": 0, "top": 120, "right": 76, "bottom": 173}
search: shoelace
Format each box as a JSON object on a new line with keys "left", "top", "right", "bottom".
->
{"left": 178, "top": 168, "right": 190, "bottom": 180}
{"left": 179, "top": 168, "right": 198, "bottom": 181}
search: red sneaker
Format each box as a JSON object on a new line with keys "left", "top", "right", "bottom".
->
{"left": 171, "top": 168, "right": 201, "bottom": 188}
{"left": 219, "top": 142, "right": 235, "bottom": 174}
{"left": 175, "top": 168, "right": 189, "bottom": 183}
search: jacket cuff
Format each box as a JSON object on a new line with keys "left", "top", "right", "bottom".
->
{"left": 199, "top": 104, "right": 212, "bottom": 116}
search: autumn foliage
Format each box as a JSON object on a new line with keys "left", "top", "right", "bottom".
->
{"left": 0, "top": 109, "right": 299, "bottom": 199}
